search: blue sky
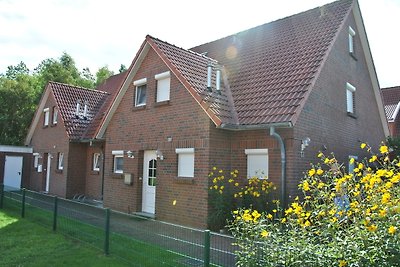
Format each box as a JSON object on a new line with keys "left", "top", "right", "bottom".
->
{"left": 0, "top": 0, "right": 399, "bottom": 87}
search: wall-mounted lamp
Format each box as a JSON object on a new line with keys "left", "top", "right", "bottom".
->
{"left": 301, "top": 137, "right": 311, "bottom": 158}
{"left": 156, "top": 149, "right": 164, "bottom": 160}
{"left": 126, "top": 151, "right": 135, "bottom": 158}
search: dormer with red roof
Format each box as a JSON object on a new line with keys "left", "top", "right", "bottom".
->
{"left": 381, "top": 86, "right": 400, "bottom": 136}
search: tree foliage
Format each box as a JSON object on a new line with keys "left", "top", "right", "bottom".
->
{"left": 0, "top": 53, "right": 117, "bottom": 145}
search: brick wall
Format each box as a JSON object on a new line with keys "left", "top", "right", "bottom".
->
{"left": 28, "top": 90, "right": 70, "bottom": 196}
{"left": 103, "top": 48, "right": 212, "bottom": 228}
{"left": 66, "top": 143, "right": 87, "bottom": 198}
{"left": 292, "top": 11, "right": 387, "bottom": 200}
{"left": 84, "top": 143, "right": 104, "bottom": 199}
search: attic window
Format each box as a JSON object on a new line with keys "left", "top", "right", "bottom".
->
{"left": 155, "top": 71, "right": 170, "bottom": 102}
{"left": 43, "top": 108, "right": 50, "bottom": 126}
{"left": 133, "top": 78, "right": 147, "bottom": 107}
{"left": 346, "top": 82, "right": 356, "bottom": 115}
{"left": 52, "top": 106, "right": 58, "bottom": 125}
{"left": 83, "top": 101, "right": 88, "bottom": 118}
{"left": 349, "top": 26, "right": 356, "bottom": 56}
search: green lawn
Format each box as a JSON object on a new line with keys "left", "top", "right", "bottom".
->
{"left": 0, "top": 204, "right": 188, "bottom": 266}
{"left": 0, "top": 209, "right": 130, "bottom": 266}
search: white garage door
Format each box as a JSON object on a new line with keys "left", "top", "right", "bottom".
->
{"left": 3, "top": 156, "right": 23, "bottom": 190}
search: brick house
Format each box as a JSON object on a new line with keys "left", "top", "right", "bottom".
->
{"left": 381, "top": 86, "right": 400, "bottom": 137}
{"left": 26, "top": 0, "right": 388, "bottom": 228}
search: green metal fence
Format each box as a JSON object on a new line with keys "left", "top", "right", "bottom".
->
{"left": 0, "top": 185, "right": 237, "bottom": 266}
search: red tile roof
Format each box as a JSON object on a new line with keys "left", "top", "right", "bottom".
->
{"left": 83, "top": 71, "right": 128, "bottom": 139}
{"left": 381, "top": 86, "right": 400, "bottom": 121}
{"left": 50, "top": 82, "right": 110, "bottom": 140}
{"left": 165, "top": 0, "right": 353, "bottom": 126}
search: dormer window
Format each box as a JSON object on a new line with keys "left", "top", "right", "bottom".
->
{"left": 133, "top": 78, "right": 147, "bottom": 107}
{"left": 349, "top": 26, "right": 356, "bottom": 56}
{"left": 75, "top": 100, "right": 81, "bottom": 117}
{"left": 83, "top": 101, "right": 88, "bottom": 118}
{"left": 155, "top": 71, "right": 171, "bottom": 102}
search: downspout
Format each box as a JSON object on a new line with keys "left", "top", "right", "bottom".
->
{"left": 101, "top": 145, "right": 105, "bottom": 201}
{"left": 270, "top": 127, "right": 287, "bottom": 209}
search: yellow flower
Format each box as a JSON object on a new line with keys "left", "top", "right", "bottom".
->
{"left": 388, "top": 226, "right": 397, "bottom": 235}
{"left": 369, "top": 155, "right": 377, "bottom": 163}
{"left": 324, "top": 158, "right": 330, "bottom": 164}
{"left": 360, "top": 143, "right": 367, "bottom": 149}
{"left": 308, "top": 168, "right": 316, "bottom": 176}
{"left": 234, "top": 182, "right": 239, "bottom": 187}
{"left": 339, "top": 260, "right": 347, "bottom": 267}
{"left": 252, "top": 210, "right": 261, "bottom": 221}
{"left": 172, "top": 200, "right": 177, "bottom": 206}
{"left": 317, "top": 169, "right": 324, "bottom": 175}
{"left": 349, "top": 157, "right": 355, "bottom": 164}
{"left": 267, "top": 214, "right": 273, "bottom": 219}
{"left": 317, "top": 182, "right": 325, "bottom": 189}
{"left": 382, "top": 192, "right": 391, "bottom": 204}
{"left": 358, "top": 163, "right": 364, "bottom": 169}
{"left": 212, "top": 166, "right": 217, "bottom": 171}
{"left": 380, "top": 145, "right": 388, "bottom": 154}
{"left": 317, "top": 152, "right": 324, "bottom": 158}
{"left": 261, "top": 230, "right": 269, "bottom": 238}
{"left": 379, "top": 209, "right": 387, "bottom": 217}
{"left": 302, "top": 181, "right": 310, "bottom": 191}
{"left": 304, "top": 220, "right": 311, "bottom": 227}
{"left": 367, "top": 224, "right": 378, "bottom": 232}
{"left": 233, "top": 210, "right": 239, "bottom": 214}
{"left": 281, "top": 217, "right": 287, "bottom": 223}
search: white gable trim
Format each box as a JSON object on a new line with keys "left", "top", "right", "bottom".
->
{"left": 96, "top": 42, "right": 151, "bottom": 139}
{"left": 25, "top": 84, "right": 52, "bottom": 145}
{"left": 389, "top": 101, "right": 400, "bottom": 122}
{"left": 0, "top": 145, "right": 32, "bottom": 153}
{"left": 352, "top": 1, "right": 390, "bottom": 137}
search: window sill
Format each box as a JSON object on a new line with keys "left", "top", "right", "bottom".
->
{"left": 132, "top": 105, "right": 146, "bottom": 111}
{"left": 154, "top": 100, "right": 170, "bottom": 107}
{"left": 347, "top": 112, "right": 357, "bottom": 119}
{"left": 90, "top": 170, "right": 100, "bottom": 175}
{"left": 349, "top": 52, "right": 357, "bottom": 61}
{"left": 51, "top": 123, "right": 57, "bottom": 127}
{"left": 174, "top": 177, "right": 194, "bottom": 184}
{"left": 42, "top": 125, "right": 49, "bottom": 129}
{"left": 55, "top": 169, "right": 63, "bottom": 173}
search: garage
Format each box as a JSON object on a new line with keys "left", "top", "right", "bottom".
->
{"left": 0, "top": 145, "right": 32, "bottom": 190}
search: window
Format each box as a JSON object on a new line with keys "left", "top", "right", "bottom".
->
{"left": 52, "top": 106, "right": 58, "bottom": 125}
{"left": 93, "top": 153, "right": 101, "bottom": 171}
{"left": 176, "top": 148, "right": 194, "bottom": 178}
{"left": 83, "top": 102, "right": 88, "bottom": 118}
{"left": 346, "top": 82, "right": 356, "bottom": 114}
{"left": 43, "top": 108, "right": 50, "bottom": 126}
{"left": 148, "top": 159, "right": 157, "bottom": 186}
{"left": 155, "top": 71, "right": 171, "bottom": 102}
{"left": 33, "top": 153, "right": 40, "bottom": 168}
{"left": 112, "top": 150, "right": 124, "bottom": 174}
{"left": 245, "top": 149, "right": 268, "bottom": 179}
{"left": 57, "top": 152, "right": 64, "bottom": 170}
{"left": 133, "top": 78, "right": 147, "bottom": 107}
{"left": 348, "top": 155, "right": 358, "bottom": 173}
{"left": 75, "top": 100, "right": 81, "bottom": 117}
{"left": 349, "top": 26, "right": 356, "bottom": 55}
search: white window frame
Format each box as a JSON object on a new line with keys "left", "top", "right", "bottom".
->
{"left": 348, "top": 155, "right": 358, "bottom": 173}
{"left": 112, "top": 150, "right": 124, "bottom": 174}
{"left": 75, "top": 100, "right": 81, "bottom": 117}
{"left": 57, "top": 152, "right": 64, "bottom": 170}
{"left": 346, "top": 82, "right": 356, "bottom": 114}
{"left": 93, "top": 153, "right": 101, "bottom": 171}
{"left": 52, "top": 106, "right": 58, "bottom": 125}
{"left": 176, "top": 148, "right": 195, "bottom": 178}
{"left": 349, "top": 26, "right": 356, "bottom": 54}
{"left": 33, "top": 153, "right": 39, "bottom": 168}
{"left": 155, "top": 71, "right": 171, "bottom": 102}
{"left": 245, "top": 149, "right": 269, "bottom": 179}
{"left": 43, "top": 108, "right": 50, "bottom": 126}
{"left": 133, "top": 78, "right": 147, "bottom": 107}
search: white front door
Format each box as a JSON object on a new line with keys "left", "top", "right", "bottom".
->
{"left": 142, "top": 150, "right": 157, "bottom": 214}
{"left": 45, "top": 153, "right": 51, "bottom": 192}
{"left": 3, "top": 156, "right": 23, "bottom": 190}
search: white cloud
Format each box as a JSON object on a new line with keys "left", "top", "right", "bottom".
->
{"left": 0, "top": 0, "right": 398, "bottom": 87}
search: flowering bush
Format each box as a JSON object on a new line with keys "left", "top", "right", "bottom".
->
{"left": 208, "top": 167, "right": 275, "bottom": 230}
{"left": 229, "top": 144, "right": 399, "bottom": 266}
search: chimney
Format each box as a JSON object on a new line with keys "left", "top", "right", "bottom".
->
{"left": 207, "top": 62, "right": 212, "bottom": 91}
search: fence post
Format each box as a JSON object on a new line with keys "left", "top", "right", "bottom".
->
{"left": 21, "top": 188, "right": 26, "bottom": 218}
{"left": 53, "top": 196, "right": 58, "bottom": 231}
{"left": 104, "top": 208, "right": 110, "bottom": 255}
{"left": 204, "top": 230, "right": 210, "bottom": 267}
{"left": 0, "top": 183, "right": 4, "bottom": 209}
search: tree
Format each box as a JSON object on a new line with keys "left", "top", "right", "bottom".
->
{"left": 95, "top": 66, "right": 114, "bottom": 87}
{"left": 119, "top": 64, "right": 127, "bottom": 73}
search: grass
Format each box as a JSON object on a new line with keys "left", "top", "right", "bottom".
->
{"left": 1, "top": 197, "right": 191, "bottom": 266}
{"left": 0, "top": 209, "right": 130, "bottom": 266}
